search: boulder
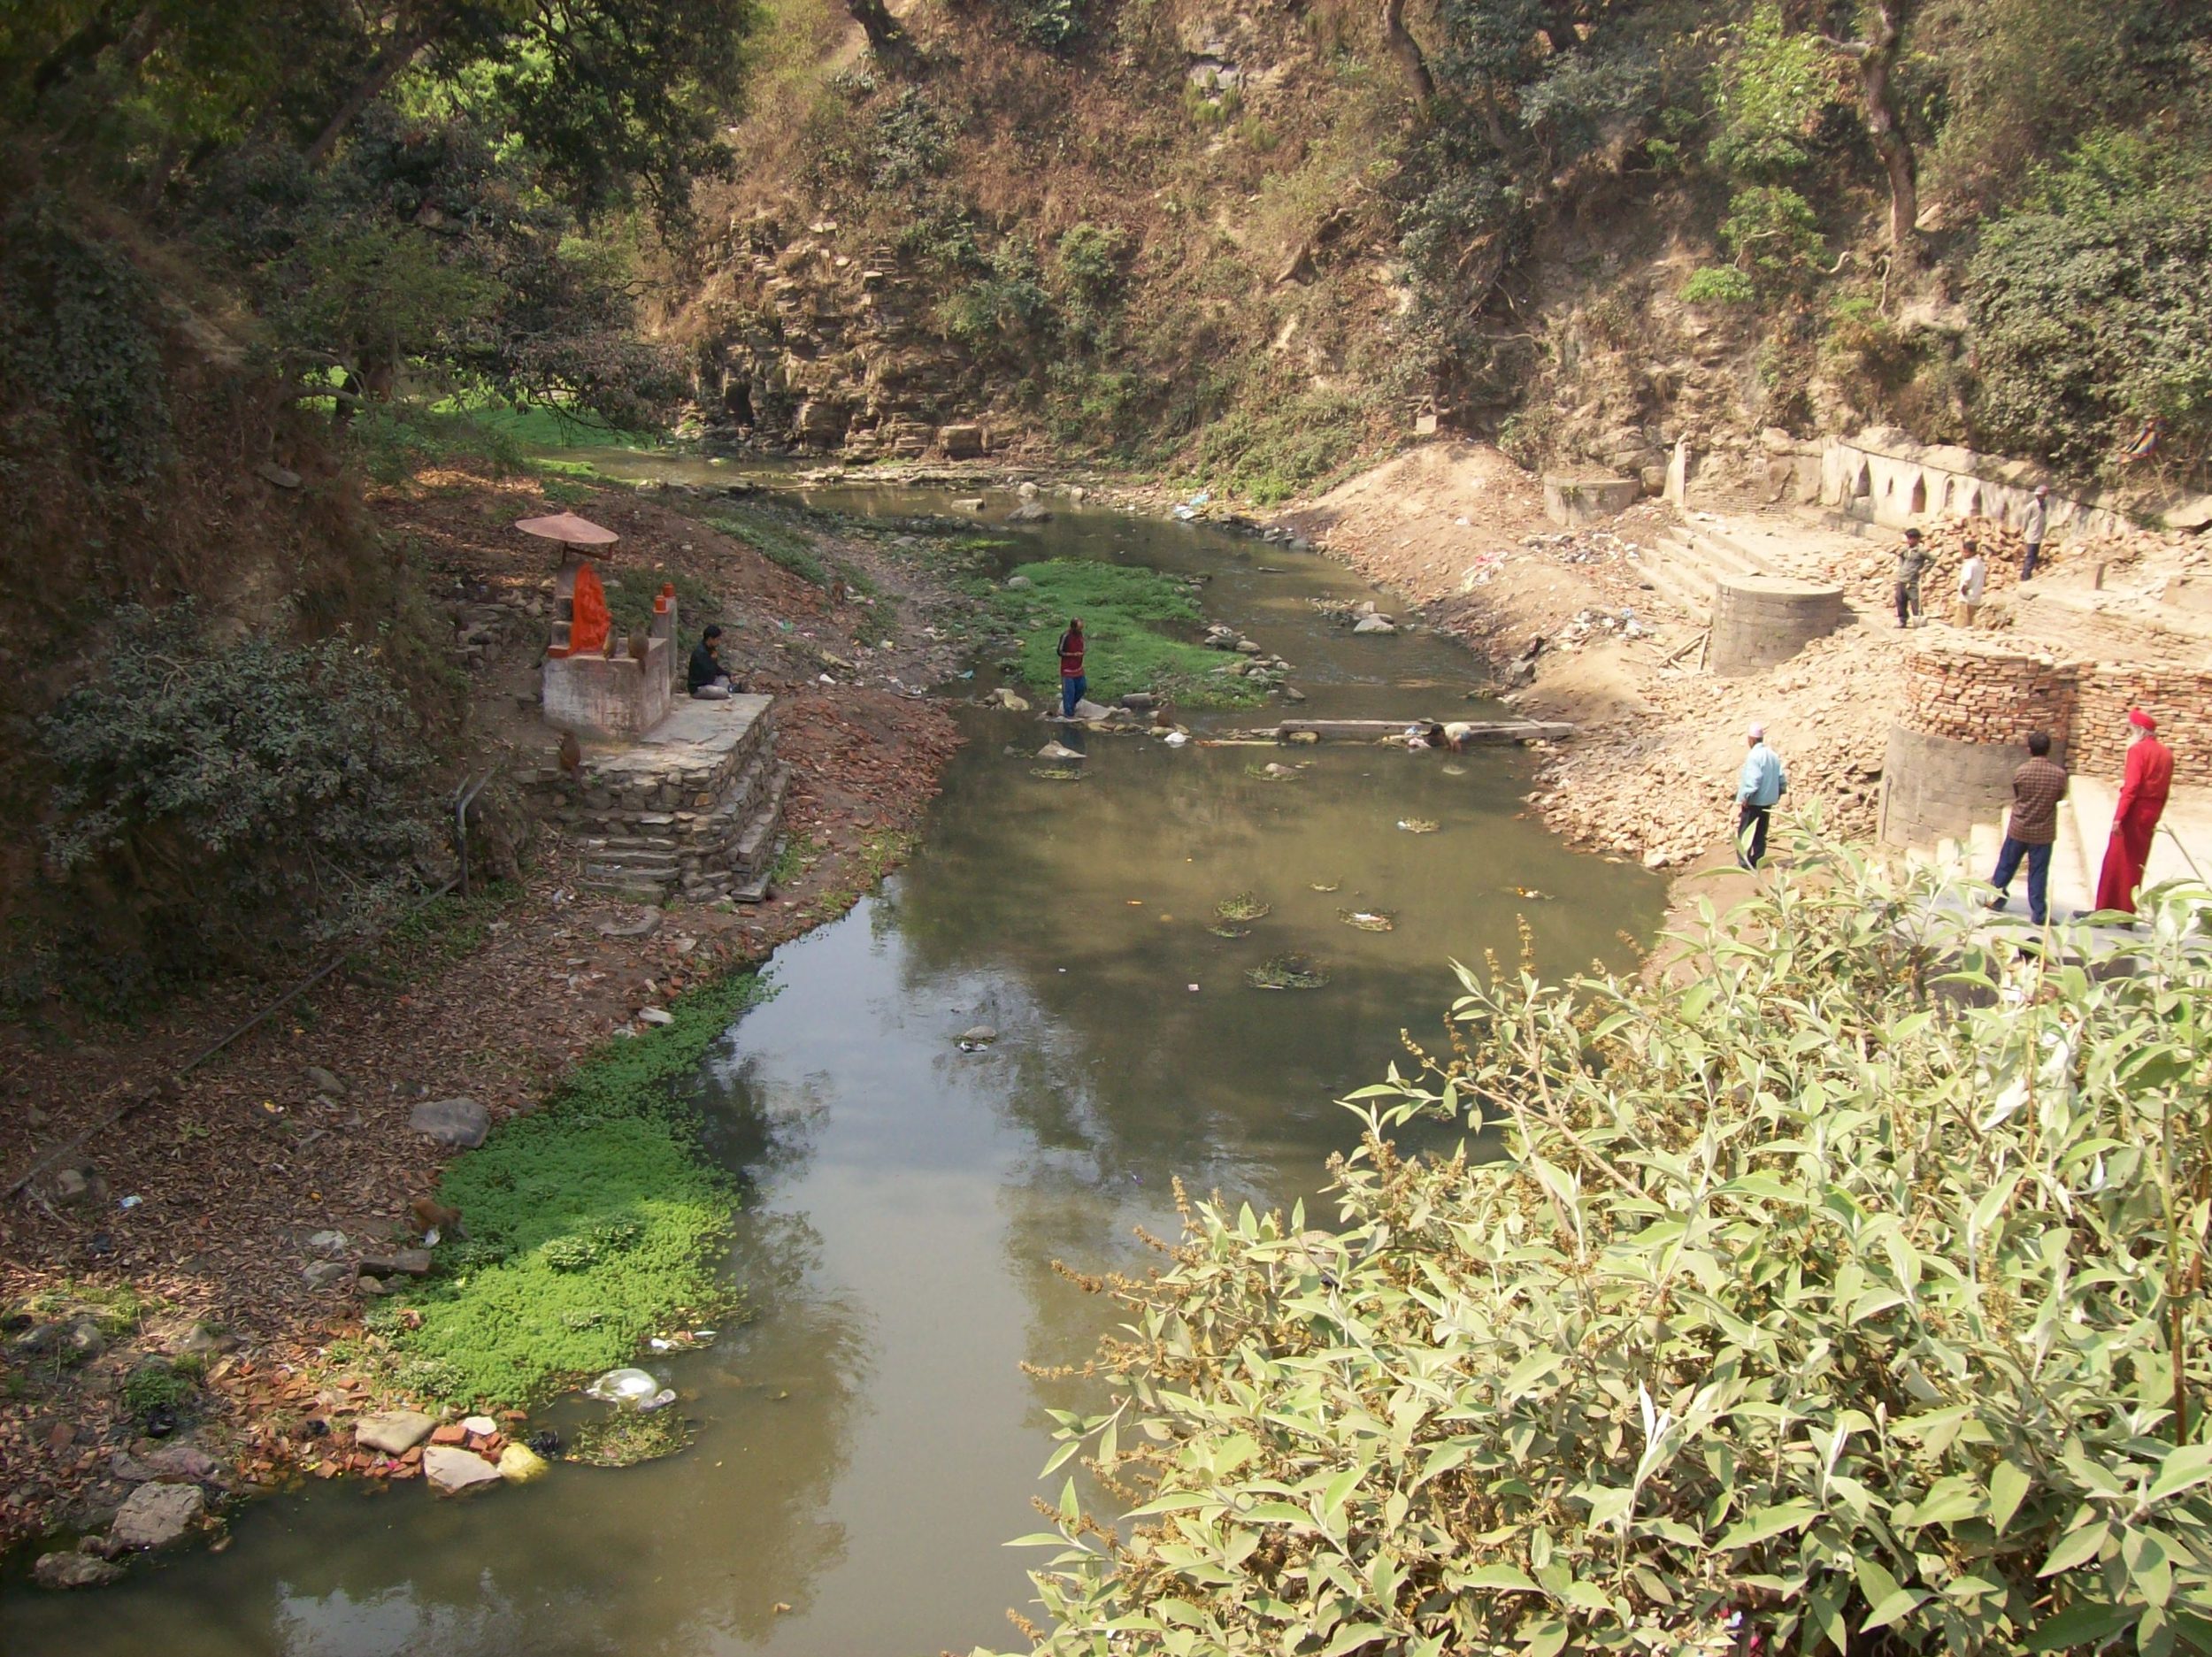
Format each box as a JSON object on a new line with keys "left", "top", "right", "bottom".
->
{"left": 410, "top": 1096, "right": 489, "bottom": 1147}
{"left": 1071, "top": 698, "right": 1114, "bottom": 721}
{"left": 301, "top": 1260, "right": 351, "bottom": 1290}
{"left": 953, "top": 497, "right": 987, "bottom": 512}
{"left": 34, "top": 1551, "right": 122, "bottom": 1590}
{"left": 498, "top": 1442, "right": 551, "bottom": 1484}
{"left": 139, "top": 1444, "right": 219, "bottom": 1481}
{"left": 1008, "top": 500, "right": 1053, "bottom": 524}
{"left": 958, "top": 1025, "right": 998, "bottom": 1044}
{"left": 111, "top": 1481, "right": 204, "bottom": 1550}
{"left": 358, "top": 1248, "right": 433, "bottom": 1277}
{"left": 1037, "top": 740, "right": 1083, "bottom": 761}
{"left": 1352, "top": 616, "right": 1397, "bottom": 635}
{"left": 938, "top": 424, "right": 987, "bottom": 458}
{"left": 1004, "top": 574, "right": 1033, "bottom": 589}
{"left": 303, "top": 1065, "right": 348, "bottom": 1097}
{"left": 423, "top": 1446, "right": 504, "bottom": 1494}
{"left": 353, "top": 1409, "right": 437, "bottom": 1455}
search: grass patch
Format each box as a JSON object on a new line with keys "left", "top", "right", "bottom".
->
{"left": 427, "top": 395, "right": 664, "bottom": 452}
{"left": 376, "top": 971, "right": 772, "bottom": 1408}
{"left": 122, "top": 1359, "right": 196, "bottom": 1414}
{"left": 1215, "top": 892, "right": 1271, "bottom": 922}
{"left": 357, "top": 882, "right": 526, "bottom": 986}
{"left": 704, "top": 505, "right": 833, "bottom": 587}
{"left": 983, "top": 560, "right": 1264, "bottom": 708}
{"left": 18, "top": 1280, "right": 150, "bottom": 1336}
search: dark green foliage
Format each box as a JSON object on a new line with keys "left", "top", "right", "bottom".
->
{"left": 991, "top": 0, "right": 1086, "bottom": 50}
{"left": 1965, "top": 135, "right": 2212, "bottom": 475}
{"left": 37, "top": 602, "right": 437, "bottom": 964}
{"left": 0, "top": 194, "right": 172, "bottom": 486}
{"left": 1720, "top": 183, "right": 1824, "bottom": 282}
{"left": 1190, "top": 389, "right": 1375, "bottom": 505}
{"left": 121, "top": 1359, "right": 196, "bottom": 1415}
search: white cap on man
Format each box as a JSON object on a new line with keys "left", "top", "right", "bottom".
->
{"left": 1747, "top": 721, "right": 1766, "bottom": 741}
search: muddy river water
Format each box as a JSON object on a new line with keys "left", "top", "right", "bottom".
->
{"left": 6, "top": 480, "right": 1662, "bottom": 1656}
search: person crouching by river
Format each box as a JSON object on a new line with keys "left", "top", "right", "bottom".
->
{"left": 1057, "top": 618, "right": 1087, "bottom": 717}
{"left": 1735, "top": 722, "right": 1786, "bottom": 870}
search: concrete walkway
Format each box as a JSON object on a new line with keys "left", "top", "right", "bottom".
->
{"left": 1965, "top": 782, "right": 2212, "bottom": 917}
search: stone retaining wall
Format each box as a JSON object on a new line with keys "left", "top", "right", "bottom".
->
{"left": 1820, "top": 426, "right": 2135, "bottom": 541}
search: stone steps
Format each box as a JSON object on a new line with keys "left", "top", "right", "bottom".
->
{"left": 1646, "top": 525, "right": 1764, "bottom": 615}
{"left": 733, "top": 763, "right": 794, "bottom": 878}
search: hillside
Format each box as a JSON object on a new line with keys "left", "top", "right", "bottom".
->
{"left": 676, "top": 0, "right": 2212, "bottom": 508}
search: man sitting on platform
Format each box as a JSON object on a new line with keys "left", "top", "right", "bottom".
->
{"left": 689, "top": 624, "right": 739, "bottom": 700}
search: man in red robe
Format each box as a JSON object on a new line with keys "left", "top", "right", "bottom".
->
{"left": 2094, "top": 708, "right": 2176, "bottom": 913}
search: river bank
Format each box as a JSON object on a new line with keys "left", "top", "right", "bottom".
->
{"left": 0, "top": 462, "right": 966, "bottom": 1557}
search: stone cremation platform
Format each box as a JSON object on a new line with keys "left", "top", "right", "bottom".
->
{"left": 525, "top": 694, "right": 790, "bottom": 902}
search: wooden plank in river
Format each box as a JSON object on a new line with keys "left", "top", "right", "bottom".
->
{"left": 1237, "top": 718, "right": 1575, "bottom": 743}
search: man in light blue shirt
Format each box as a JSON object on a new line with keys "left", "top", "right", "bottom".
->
{"left": 1736, "top": 721, "right": 1786, "bottom": 869}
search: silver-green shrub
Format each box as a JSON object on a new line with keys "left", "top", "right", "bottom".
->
{"left": 996, "top": 840, "right": 2212, "bottom": 1655}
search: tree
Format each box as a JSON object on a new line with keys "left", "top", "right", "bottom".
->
{"left": 1823, "top": 0, "right": 1918, "bottom": 262}
{"left": 1379, "top": 0, "right": 1435, "bottom": 101}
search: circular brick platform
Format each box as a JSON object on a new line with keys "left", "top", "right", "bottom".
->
{"left": 1708, "top": 574, "right": 1846, "bottom": 676}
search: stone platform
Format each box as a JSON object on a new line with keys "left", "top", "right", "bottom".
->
{"left": 524, "top": 694, "right": 790, "bottom": 902}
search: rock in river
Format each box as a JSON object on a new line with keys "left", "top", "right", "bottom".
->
{"left": 35, "top": 1550, "right": 122, "bottom": 1590}
{"left": 354, "top": 1409, "right": 437, "bottom": 1455}
{"left": 1351, "top": 615, "right": 1397, "bottom": 635}
{"left": 111, "top": 1481, "right": 204, "bottom": 1550}
{"left": 423, "top": 1446, "right": 505, "bottom": 1494}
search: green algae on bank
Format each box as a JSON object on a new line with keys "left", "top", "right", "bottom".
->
{"left": 368, "top": 971, "right": 774, "bottom": 1407}
{"left": 982, "top": 559, "right": 1268, "bottom": 707}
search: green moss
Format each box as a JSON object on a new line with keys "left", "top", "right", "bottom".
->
{"left": 984, "top": 560, "right": 1265, "bottom": 708}
{"left": 380, "top": 972, "right": 772, "bottom": 1407}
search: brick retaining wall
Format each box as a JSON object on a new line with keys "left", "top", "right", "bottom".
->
{"left": 1884, "top": 641, "right": 2212, "bottom": 846}
{"left": 2075, "top": 668, "right": 2212, "bottom": 785}
{"left": 1902, "top": 643, "right": 2079, "bottom": 749}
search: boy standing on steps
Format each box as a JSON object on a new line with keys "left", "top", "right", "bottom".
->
{"left": 1988, "top": 731, "right": 2068, "bottom": 925}
{"left": 2021, "top": 484, "right": 2049, "bottom": 582}
{"left": 1893, "top": 528, "right": 1928, "bottom": 627}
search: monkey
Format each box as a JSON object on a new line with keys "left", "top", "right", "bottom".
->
{"left": 410, "top": 1196, "right": 466, "bottom": 1239}
{"left": 627, "top": 631, "right": 651, "bottom": 663}
{"left": 557, "top": 730, "right": 581, "bottom": 779}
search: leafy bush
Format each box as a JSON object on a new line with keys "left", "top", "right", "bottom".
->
{"left": 38, "top": 602, "right": 437, "bottom": 963}
{"left": 992, "top": 0, "right": 1085, "bottom": 50}
{"left": 1191, "top": 389, "right": 1374, "bottom": 505}
{"left": 1720, "top": 184, "right": 1825, "bottom": 282}
{"left": 998, "top": 840, "right": 2212, "bottom": 1656}
{"left": 1965, "top": 134, "right": 2212, "bottom": 475}
{"left": 1678, "top": 265, "right": 1757, "bottom": 305}
{"left": 0, "top": 195, "right": 173, "bottom": 487}
{"left": 1708, "top": 4, "right": 1851, "bottom": 181}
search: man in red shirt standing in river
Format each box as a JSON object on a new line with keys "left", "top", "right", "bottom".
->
{"left": 2093, "top": 707, "right": 2175, "bottom": 914}
{"left": 1057, "top": 618, "right": 1087, "bottom": 717}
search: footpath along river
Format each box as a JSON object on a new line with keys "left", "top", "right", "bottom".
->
{"left": 7, "top": 485, "right": 1663, "bottom": 1656}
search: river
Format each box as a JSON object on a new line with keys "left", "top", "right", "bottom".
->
{"left": 4, "top": 479, "right": 1663, "bottom": 1655}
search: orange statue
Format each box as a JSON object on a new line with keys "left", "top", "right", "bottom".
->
{"left": 568, "top": 562, "right": 611, "bottom": 656}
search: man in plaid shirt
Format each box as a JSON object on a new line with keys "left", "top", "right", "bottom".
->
{"left": 1988, "top": 731, "right": 2069, "bottom": 924}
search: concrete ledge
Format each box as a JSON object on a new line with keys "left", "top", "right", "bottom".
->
{"left": 1878, "top": 725, "right": 2067, "bottom": 849}
{"left": 1708, "top": 574, "right": 1845, "bottom": 676}
{"left": 1543, "top": 473, "right": 1640, "bottom": 527}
